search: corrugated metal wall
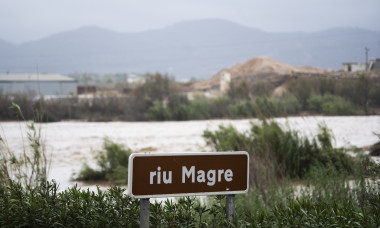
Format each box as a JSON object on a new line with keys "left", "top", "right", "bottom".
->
{"left": 0, "top": 81, "right": 77, "bottom": 95}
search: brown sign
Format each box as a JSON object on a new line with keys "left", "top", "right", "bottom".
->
{"left": 128, "top": 152, "right": 249, "bottom": 198}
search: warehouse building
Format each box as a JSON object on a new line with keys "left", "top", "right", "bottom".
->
{"left": 0, "top": 74, "right": 77, "bottom": 96}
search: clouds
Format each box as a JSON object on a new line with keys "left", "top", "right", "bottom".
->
{"left": 1, "top": 0, "right": 379, "bottom": 43}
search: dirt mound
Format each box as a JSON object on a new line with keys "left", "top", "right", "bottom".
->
{"left": 227, "top": 57, "right": 329, "bottom": 76}
{"left": 191, "top": 57, "right": 332, "bottom": 90}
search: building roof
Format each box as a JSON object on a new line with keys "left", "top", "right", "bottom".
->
{"left": 342, "top": 62, "right": 359, "bottom": 65}
{"left": 0, "top": 74, "right": 75, "bottom": 82}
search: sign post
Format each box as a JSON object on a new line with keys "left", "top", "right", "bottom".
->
{"left": 139, "top": 198, "right": 150, "bottom": 228}
{"left": 226, "top": 194, "right": 235, "bottom": 223}
{"left": 128, "top": 152, "right": 249, "bottom": 226}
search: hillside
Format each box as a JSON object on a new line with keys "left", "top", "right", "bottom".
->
{"left": 190, "top": 57, "right": 332, "bottom": 90}
{"left": 0, "top": 19, "right": 379, "bottom": 79}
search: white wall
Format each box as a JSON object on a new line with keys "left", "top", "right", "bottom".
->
{"left": 343, "top": 63, "right": 366, "bottom": 72}
{"left": 0, "top": 81, "right": 77, "bottom": 95}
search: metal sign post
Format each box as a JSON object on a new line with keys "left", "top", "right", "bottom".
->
{"left": 139, "top": 198, "right": 150, "bottom": 228}
{"left": 226, "top": 194, "right": 235, "bottom": 223}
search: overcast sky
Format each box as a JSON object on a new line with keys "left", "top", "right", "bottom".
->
{"left": 1, "top": 0, "right": 379, "bottom": 44}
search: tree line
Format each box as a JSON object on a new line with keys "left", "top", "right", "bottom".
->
{"left": 0, "top": 73, "right": 379, "bottom": 122}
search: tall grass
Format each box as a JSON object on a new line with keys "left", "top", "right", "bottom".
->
{"left": 0, "top": 103, "right": 49, "bottom": 191}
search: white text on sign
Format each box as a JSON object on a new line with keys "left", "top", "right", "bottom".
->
{"left": 149, "top": 166, "right": 233, "bottom": 186}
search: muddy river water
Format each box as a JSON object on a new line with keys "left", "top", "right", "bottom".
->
{"left": 1, "top": 116, "right": 379, "bottom": 191}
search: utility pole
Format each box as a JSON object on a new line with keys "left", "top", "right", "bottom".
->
{"left": 365, "top": 47, "right": 369, "bottom": 71}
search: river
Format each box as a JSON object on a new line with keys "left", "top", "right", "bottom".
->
{"left": 1, "top": 116, "right": 379, "bottom": 191}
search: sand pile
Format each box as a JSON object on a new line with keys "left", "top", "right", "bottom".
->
{"left": 227, "top": 57, "right": 329, "bottom": 75}
{"left": 191, "top": 57, "right": 332, "bottom": 90}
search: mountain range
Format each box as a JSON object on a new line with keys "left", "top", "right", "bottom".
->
{"left": 0, "top": 19, "right": 379, "bottom": 80}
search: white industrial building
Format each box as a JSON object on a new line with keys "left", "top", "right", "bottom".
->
{"left": 342, "top": 62, "right": 367, "bottom": 72}
{"left": 342, "top": 59, "right": 380, "bottom": 72}
{"left": 0, "top": 74, "right": 77, "bottom": 96}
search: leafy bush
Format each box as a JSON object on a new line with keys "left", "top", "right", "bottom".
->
{"left": 203, "top": 121, "right": 357, "bottom": 190}
{"left": 288, "top": 78, "right": 313, "bottom": 109}
{"left": 0, "top": 181, "right": 140, "bottom": 227}
{"left": 245, "top": 195, "right": 380, "bottom": 227}
{"left": 1, "top": 178, "right": 379, "bottom": 227}
{"left": 187, "top": 98, "right": 210, "bottom": 120}
{"left": 228, "top": 96, "right": 301, "bottom": 118}
{"left": 148, "top": 104, "right": 171, "bottom": 120}
{"left": 253, "top": 97, "right": 280, "bottom": 117}
{"left": 277, "top": 95, "right": 302, "bottom": 115}
{"left": 170, "top": 104, "right": 192, "bottom": 120}
{"left": 75, "top": 139, "right": 132, "bottom": 185}
{"left": 208, "top": 96, "right": 231, "bottom": 118}
{"left": 229, "top": 100, "right": 255, "bottom": 118}
{"left": 369, "top": 81, "right": 380, "bottom": 107}
{"left": 307, "top": 94, "right": 356, "bottom": 115}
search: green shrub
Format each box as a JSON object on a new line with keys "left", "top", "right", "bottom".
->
{"left": 1, "top": 178, "right": 379, "bottom": 227}
{"left": 369, "top": 82, "right": 380, "bottom": 107}
{"left": 75, "top": 164, "right": 106, "bottom": 181}
{"left": 204, "top": 120, "right": 357, "bottom": 190}
{"left": 203, "top": 125, "right": 253, "bottom": 152}
{"left": 253, "top": 97, "right": 280, "bottom": 117}
{"left": 228, "top": 96, "right": 301, "bottom": 118}
{"left": 308, "top": 94, "right": 356, "bottom": 115}
{"left": 307, "top": 95, "right": 324, "bottom": 112}
{"left": 188, "top": 99, "right": 210, "bottom": 120}
{"left": 0, "top": 181, "right": 140, "bottom": 227}
{"left": 148, "top": 104, "right": 171, "bottom": 120}
{"left": 288, "top": 78, "right": 313, "bottom": 109}
{"left": 278, "top": 95, "right": 302, "bottom": 115}
{"left": 229, "top": 100, "right": 255, "bottom": 118}
{"left": 208, "top": 96, "right": 231, "bottom": 118}
{"left": 170, "top": 104, "right": 192, "bottom": 120}
{"left": 75, "top": 139, "right": 132, "bottom": 184}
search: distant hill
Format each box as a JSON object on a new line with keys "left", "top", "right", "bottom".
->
{"left": 0, "top": 19, "right": 379, "bottom": 79}
{"left": 190, "top": 57, "right": 332, "bottom": 90}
